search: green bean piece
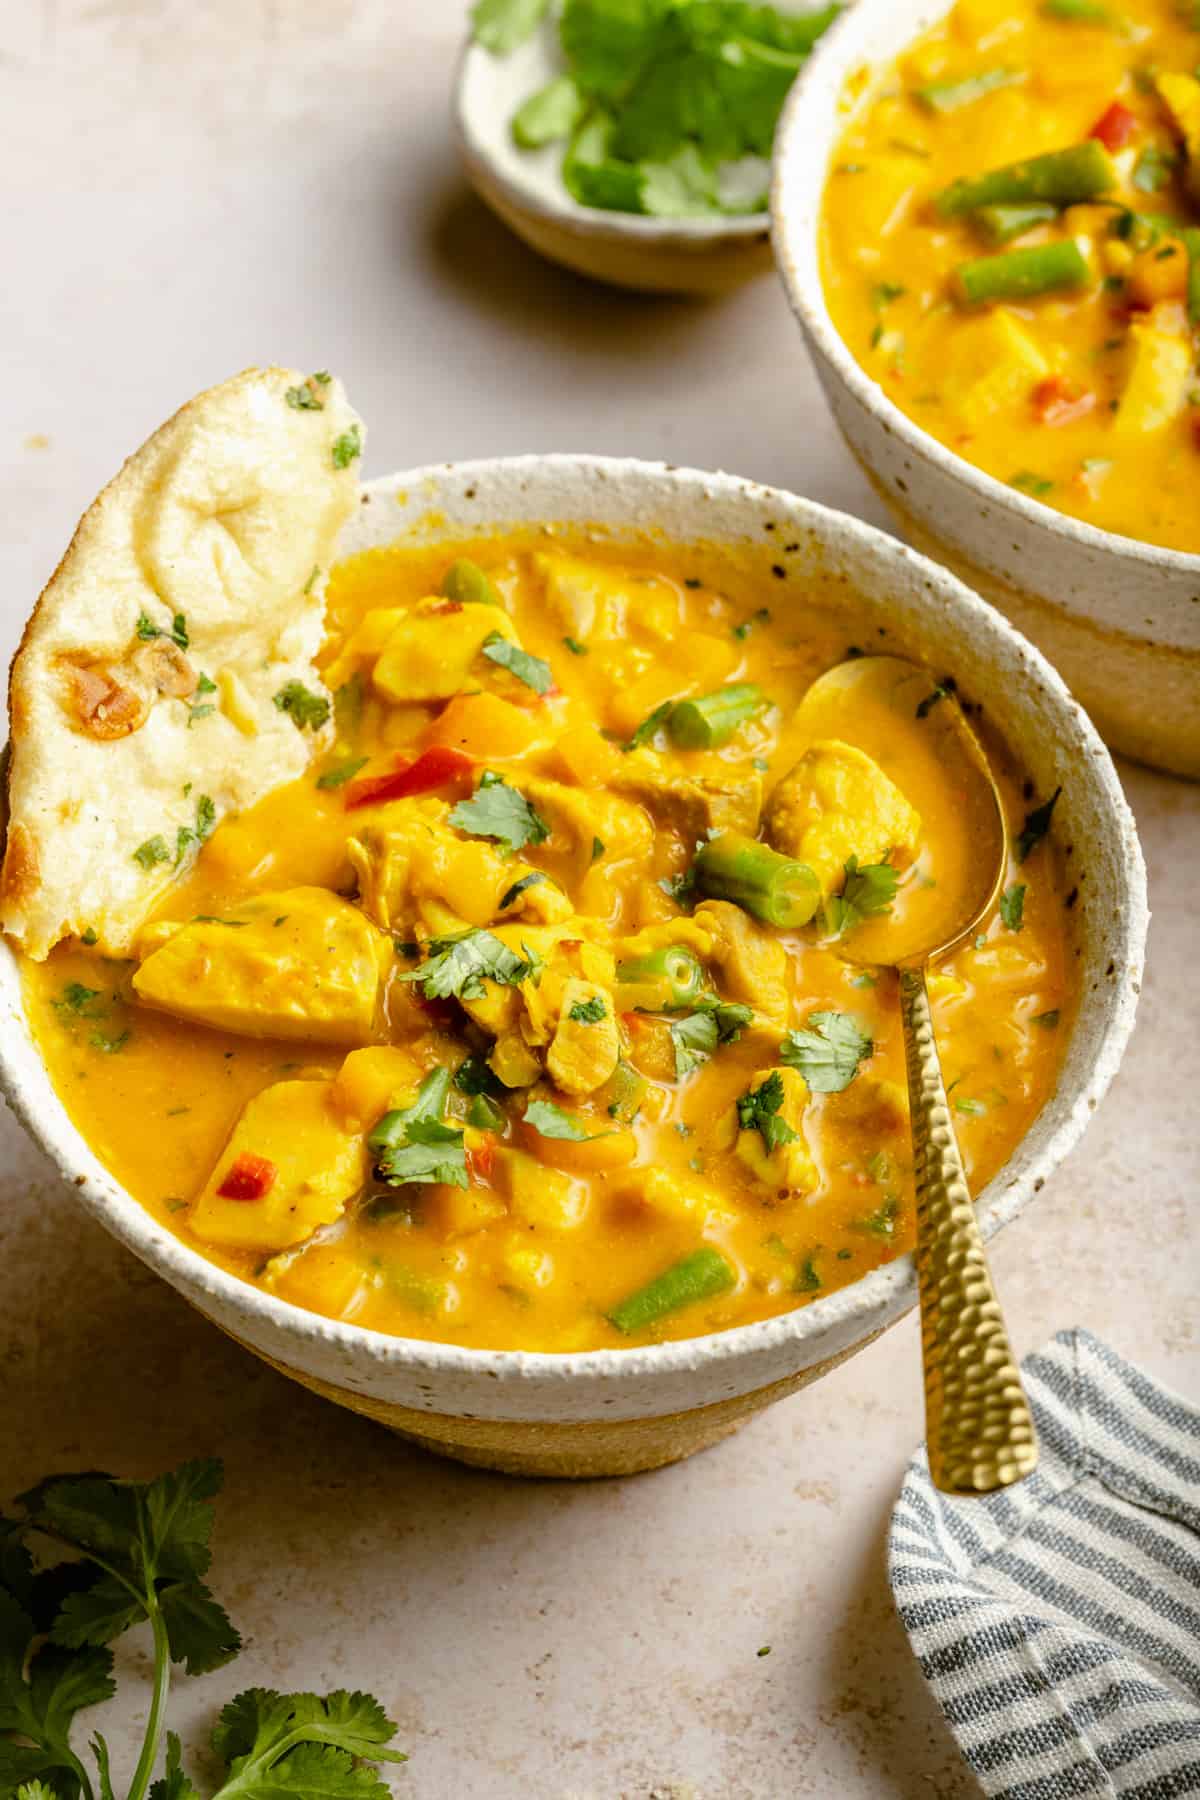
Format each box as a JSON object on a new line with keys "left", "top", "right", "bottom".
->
{"left": 1181, "top": 228, "right": 1200, "bottom": 324}
{"left": 668, "top": 683, "right": 765, "bottom": 750}
{"left": 606, "top": 1246, "right": 736, "bottom": 1335}
{"left": 972, "top": 202, "right": 1060, "bottom": 244}
{"left": 915, "top": 68, "right": 1022, "bottom": 112}
{"left": 935, "top": 140, "right": 1116, "bottom": 217}
{"left": 1041, "top": 0, "right": 1115, "bottom": 19}
{"left": 615, "top": 944, "right": 706, "bottom": 1011}
{"left": 692, "top": 832, "right": 822, "bottom": 928}
{"left": 954, "top": 239, "right": 1090, "bottom": 304}
{"left": 600, "top": 1057, "right": 649, "bottom": 1123}
{"left": 512, "top": 74, "right": 585, "bottom": 149}
{"left": 441, "top": 559, "right": 502, "bottom": 607}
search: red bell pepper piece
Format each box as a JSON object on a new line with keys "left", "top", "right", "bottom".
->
{"left": 1032, "top": 375, "right": 1096, "bottom": 427}
{"left": 217, "top": 1151, "right": 277, "bottom": 1201}
{"left": 467, "top": 1134, "right": 498, "bottom": 1186}
{"left": 344, "top": 746, "right": 475, "bottom": 811}
{"left": 1090, "top": 101, "right": 1137, "bottom": 152}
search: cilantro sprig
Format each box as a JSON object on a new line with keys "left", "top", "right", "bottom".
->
{"left": 397, "top": 928, "right": 538, "bottom": 1001}
{"left": 735, "top": 1070, "right": 797, "bottom": 1152}
{"left": 823, "top": 856, "right": 899, "bottom": 937}
{"left": 669, "top": 1000, "right": 753, "bottom": 1078}
{"left": 481, "top": 0, "right": 840, "bottom": 219}
{"left": 781, "top": 1012, "right": 872, "bottom": 1093}
{"left": 449, "top": 771, "right": 550, "bottom": 853}
{"left": 272, "top": 681, "right": 330, "bottom": 732}
{"left": 0, "top": 1462, "right": 405, "bottom": 1800}
{"left": 369, "top": 1067, "right": 467, "bottom": 1189}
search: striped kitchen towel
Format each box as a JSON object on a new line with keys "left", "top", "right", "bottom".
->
{"left": 888, "top": 1329, "right": 1200, "bottom": 1799}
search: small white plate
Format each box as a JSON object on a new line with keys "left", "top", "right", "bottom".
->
{"left": 453, "top": 14, "right": 777, "bottom": 294}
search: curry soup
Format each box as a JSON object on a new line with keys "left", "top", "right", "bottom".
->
{"left": 820, "top": 0, "right": 1200, "bottom": 553}
{"left": 23, "top": 535, "right": 1074, "bottom": 1352}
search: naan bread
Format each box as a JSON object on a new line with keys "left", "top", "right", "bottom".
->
{"left": 1, "top": 367, "right": 364, "bottom": 959}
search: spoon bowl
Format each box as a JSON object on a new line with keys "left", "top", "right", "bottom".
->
{"left": 794, "top": 654, "right": 1038, "bottom": 1494}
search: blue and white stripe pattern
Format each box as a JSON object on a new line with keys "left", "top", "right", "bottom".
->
{"left": 889, "top": 1330, "right": 1200, "bottom": 1798}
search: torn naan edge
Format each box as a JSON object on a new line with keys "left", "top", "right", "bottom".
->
{"left": 1, "top": 367, "right": 364, "bottom": 959}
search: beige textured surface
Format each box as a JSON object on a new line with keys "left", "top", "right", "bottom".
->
{"left": 2, "top": 3, "right": 1197, "bottom": 1796}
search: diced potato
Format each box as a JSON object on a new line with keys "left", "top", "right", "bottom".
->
{"left": 523, "top": 1117, "right": 638, "bottom": 1174}
{"left": 495, "top": 1148, "right": 587, "bottom": 1230}
{"left": 1113, "top": 326, "right": 1193, "bottom": 436}
{"left": 322, "top": 606, "right": 408, "bottom": 690}
{"left": 191, "top": 1080, "right": 365, "bottom": 1252}
{"left": 831, "top": 1077, "right": 909, "bottom": 1137}
{"left": 524, "top": 776, "right": 655, "bottom": 867}
{"left": 425, "top": 691, "right": 543, "bottom": 759}
{"left": 533, "top": 552, "right": 627, "bottom": 641}
{"left": 330, "top": 1046, "right": 423, "bottom": 1133}
{"left": 732, "top": 1068, "right": 818, "bottom": 1197}
{"left": 428, "top": 1184, "right": 507, "bottom": 1239}
{"left": 939, "top": 307, "right": 1050, "bottom": 429}
{"left": 765, "top": 739, "right": 921, "bottom": 894}
{"left": 489, "top": 1029, "right": 543, "bottom": 1088}
{"left": 460, "top": 982, "right": 523, "bottom": 1037}
{"left": 552, "top": 725, "right": 624, "bottom": 787}
{"left": 693, "top": 900, "right": 791, "bottom": 1027}
{"left": 842, "top": 156, "right": 921, "bottom": 241}
{"left": 621, "top": 578, "right": 683, "bottom": 642}
{"left": 1127, "top": 239, "right": 1189, "bottom": 311}
{"left": 373, "top": 598, "right": 518, "bottom": 703}
{"left": 546, "top": 978, "right": 620, "bottom": 1096}
{"left": 616, "top": 1165, "right": 736, "bottom": 1228}
{"left": 133, "top": 887, "right": 387, "bottom": 1044}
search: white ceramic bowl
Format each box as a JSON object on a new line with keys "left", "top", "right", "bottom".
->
{"left": 771, "top": 0, "right": 1200, "bottom": 780}
{"left": 454, "top": 22, "right": 774, "bottom": 293}
{"left": 0, "top": 457, "right": 1148, "bottom": 1477}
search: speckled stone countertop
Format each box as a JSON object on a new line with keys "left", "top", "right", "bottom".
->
{"left": 2, "top": 5, "right": 1197, "bottom": 1796}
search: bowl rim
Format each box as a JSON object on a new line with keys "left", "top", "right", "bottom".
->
{"left": 453, "top": 35, "right": 771, "bottom": 246}
{"left": 0, "top": 453, "right": 1149, "bottom": 1393}
{"left": 768, "top": 0, "right": 1200, "bottom": 577}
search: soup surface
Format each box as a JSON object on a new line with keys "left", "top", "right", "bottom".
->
{"left": 821, "top": 0, "right": 1200, "bottom": 553}
{"left": 23, "top": 535, "right": 1073, "bottom": 1351}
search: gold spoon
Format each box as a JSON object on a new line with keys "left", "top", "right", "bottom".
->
{"left": 794, "top": 655, "right": 1038, "bottom": 1495}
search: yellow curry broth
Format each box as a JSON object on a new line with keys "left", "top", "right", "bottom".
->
{"left": 820, "top": 0, "right": 1200, "bottom": 552}
{"left": 22, "top": 534, "right": 1074, "bottom": 1351}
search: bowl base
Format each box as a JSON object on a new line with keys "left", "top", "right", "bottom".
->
{"left": 227, "top": 1328, "right": 885, "bottom": 1478}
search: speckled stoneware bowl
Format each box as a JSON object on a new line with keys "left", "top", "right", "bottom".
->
{"left": 0, "top": 458, "right": 1148, "bottom": 1478}
{"left": 454, "top": 23, "right": 774, "bottom": 293}
{"left": 771, "top": 0, "right": 1200, "bottom": 780}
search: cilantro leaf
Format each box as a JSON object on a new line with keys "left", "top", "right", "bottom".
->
{"left": 480, "top": 633, "right": 553, "bottom": 694}
{"left": 273, "top": 681, "right": 331, "bottom": 732}
{"left": 449, "top": 771, "right": 550, "bottom": 853}
{"left": 523, "top": 1098, "right": 606, "bottom": 1141}
{"left": 454, "top": 1054, "right": 505, "bottom": 1099}
{"left": 0, "top": 1587, "right": 115, "bottom": 1797}
{"left": 316, "top": 757, "right": 368, "bottom": 791}
{"left": 205, "top": 1688, "right": 405, "bottom": 1796}
{"left": 133, "top": 835, "right": 171, "bottom": 871}
{"left": 1016, "top": 786, "right": 1061, "bottom": 862}
{"left": 670, "top": 1010, "right": 718, "bottom": 1077}
{"left": 147, "top": 1731, "right": 201, "bottom": 1800}
{"left": 135, "top": 611, "right": 189, "bottom": 650}
{"left": 499, "top": 870, "right": 549, "bottom": 909}
{"left": 472, "top": 0, "right": 551, "bottom": 52}
{"left": 331, "top": 425, "right": 362, "bottom": 471}
{"left": 824, "top": 856, "right": 899, "bottom": 936}
{"left": 369, "top": 1071, "right": 469, "bottom": 1189}
{"left": 568, "top": 995, "right": 607, "bottom": 1024}
{"left": 52, "top": 983, "right": 103, "bottom": 1018}
{"left": 397, "top": 929, "right": 536, "bottom": 1002}
{"left": 781, "top": 1011, "right": 872, "bottom": 1093}
{"left": 735, "top": 1070, "right": 797, "bottom": 1152}
{"left": 999, "top": 883, "right": 1026, "bottom": 930}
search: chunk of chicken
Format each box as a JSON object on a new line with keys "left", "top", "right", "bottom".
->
{"left": 523, "top": 775, "right": 655, "bottom": 868}
{"left": 191, "top": 1079, "right": 365, "bottom": 1252}
{"left": 349, "top": 804, "right": 572, "bottom": 935}
{"left": 546, "top": 978, "right": 621, "bottom": 1097}
{"left": 693, "top": 900, "right": 790, "bottom": 1029}
{"left": 372, "top": 597, "right": 519, "bottom": 703}
{"left": 764, "top": 739, "right": 921, "bottom": 894}
{"left": 133, "top": 887, "right": 388, "bottom": 1044}
{"left": 612, "top": 750, "right": 762, "bottom": 840}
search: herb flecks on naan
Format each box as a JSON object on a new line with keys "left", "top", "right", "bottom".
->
{"left": 1, "top": 367, "right": 363, "bottom": 959}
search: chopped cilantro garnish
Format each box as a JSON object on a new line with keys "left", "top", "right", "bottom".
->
{"left": 316, "top": 755, "right": 369, "bottom": 790}
{"left": 133, "top": 835, "right": 171, "bottom": 870}
{"left": 916, "top": 684, "right": 948, "bottom": 719}
{"left": 732, "top": 607, "right": 771, "bottom": 641}
{"left": 369, "top": 1067, "right": 467, "bottom": 1188}
{"left": 90, "top": 1028, "right": 131, "bottom": 1054}
{"left": 135, "top": 609, "right": 189, "bottom": 649}
{"left": 53, "top": 981, "right": 103, "bottom": 1017}
{"left": 80, "top": 928, "right": 98, "bottom": 946}
{"left": 795, "top": 1254, "right": 822, "bottom": 1293}
{"left": 454, "top": 1053, "right": 506, "bottom": 1098}
{"left": 999, "top": 883, "right": 1026, "bottom": 931}
{"left": 273, "top": 680, "right": 331, "bottom": 731}
{"left": 195, "top": 671, "right": 218, "bottom": 695}
{"left": 954, "top": 1096, "right": 987, "bottom": 1117}
{"left": 659, "top": 868, "right": 696, "bottom": 906}
{"left": 450, "top": 770, "right": 550, "bottom": 852}
{"left": 481, "top": 632, "right": 554, "bottom": 694}
{"left": 824, "top": 856, "right": 899, "bottom": 936}
{"left": 1016, "top": 787, "right": 1061, "bottom": 862}
{"left": 334, "top": 670, "right": 364, "bottom": 738}
{"left": 670, "top": 1000, "right": 752, "bottom": 1078}
{"left": 854, "top": 1196, "right": 900, "bottom": 1237}
{"left": 1133, "top": 144, "right": 1176, "bottom": 192}
{"left": 397, "top": 928, "right": 536, "bottom": 1001}
{"left": 591, "top": 836, "right": 606, "bottom": 861}
{"left": 569, "top": 995, "right": 607, "bottom": 1024}
{"left": 524, "top": 1097, "right": 607, "bottom": 1141}
{"left": 499, "top": 870, "right": 549, "bottom": 909}
{"left": 285, "top": 376, "right": 327, "bottom": 410}
{"left": 303, "top": 563, "right": 320, "bottom": 594}
{"left": 563, "top": 634, "right": 589, "bottom": 655}
{"left": 1010, "top": 470, "right": 1055, "bottom": 498}
{"left": 1032, "top": 1008, "right": 1061, "bottom": 1028}
{"left": 736, "top": 1070, "right": 798, "bottom": 1153}
{"left": 331, "top": 423, "right": 362, "bottom": 469}
{"left": 781, "top": 1012, "right": 872, "bottom": 1093}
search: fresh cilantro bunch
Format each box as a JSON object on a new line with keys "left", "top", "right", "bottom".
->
{"left": 472, "top": 0, "right": 841, "bottom": 218}
{"left": 0, "top": 1462, "right": 404, "bottom": 1800}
